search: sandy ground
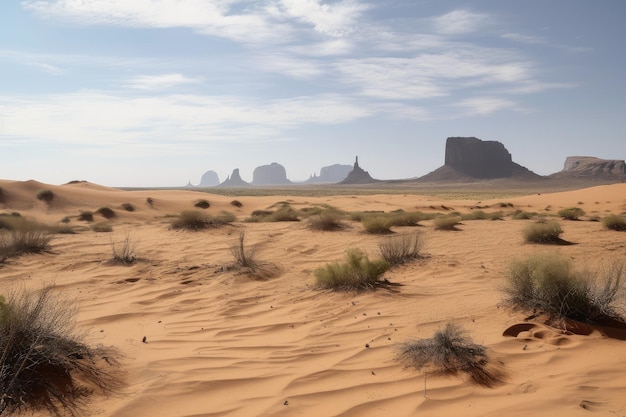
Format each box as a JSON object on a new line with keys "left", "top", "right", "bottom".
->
{"left": 1, "top": 179, "right": 626, "bottom": 417}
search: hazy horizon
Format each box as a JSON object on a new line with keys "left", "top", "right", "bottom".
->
{"left": 1, "top": 1, "right": 625, "bottom": 187}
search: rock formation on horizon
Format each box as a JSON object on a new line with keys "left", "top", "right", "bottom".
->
{"left": 306, "top": 164, "right": 352, "bottom": 184}
{"left": 199, "top": 170, "right": 220, "bottom": 187}
{"left": 419, "top": 137, "right": 540, "bottom": 182}
{"left": 252, "top": 162, "right": 292, "bottom": 186}
{"left": 218, "top": 168, "right": 250, "bottom": 187}
{"left": 340, "top": 156, "right": 378, "bottom": 184}
{"left": 554, "top": 156, "right": 626, "bottom": 178}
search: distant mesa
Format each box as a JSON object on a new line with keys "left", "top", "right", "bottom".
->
{"left": 553, "top": 156, "right": 626, "bottom": 179}
{"left": 252, "top": 162, "right": 292, "bottom": 186}
{"left": 199, "top": 170, "right": 220, "bottom": 187}
{"left": 306, "top": 164, "right": 352, "bottom": 184}
{"left": 419, "top": 137, "right": 540, "bottom": 182}
{"left": 218, "top": 168, "right": 250, "bottom": 187}
{"left": 340, "top": 156, "right": 379, "bottom": 184}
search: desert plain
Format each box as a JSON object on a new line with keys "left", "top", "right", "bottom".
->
{"left": 1, "top": 179, "right": 626, "bottom": 417}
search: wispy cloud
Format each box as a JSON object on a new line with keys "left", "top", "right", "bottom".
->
{"left": 126, "top": 73, "right": 202, "bottom": 90}
{"left": 433, "top": 9, "right": 488, "bottom": 35}
{"left": 275, "top": 0, "right": 369, "bottom": 36}
{"left": 502, "top": 33, "right": 592, "bottom": 53}
{"left": 455, "top": 97, "right": 516, "bottom": 116}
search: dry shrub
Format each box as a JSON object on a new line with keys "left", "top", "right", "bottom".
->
{"left": 110, "top": 233, "right": 138, "bottom": 264}
{"left": 433, "top": 216, "right": 461, "bottom": 230}
{"left": 230, "top": 200, "right": 243, "bottom": 208}
{"left": 0, "top": 286, "right": 123, "bottom": 416}
{"left": 558, "top": 207, "right": 585, "bottom": 220}
{"left": 171, "top": 210, "right": 227, "bottom": 231}
{"left": 602, "top": 214, "right": 626, "bottom": 231}
{"left": 193, "top": 199, "right": 210, "bottom": 209}
{"left": 511, "top": 210, "right": 536, "bottom": 220}
{"left": 77, "top": 211, "right": 94, "bottom": 222}
{"left": 399, "top": 323, "right": 502, "bottom": 387}
{"left": 36, "top": 189, "right": 54, "bottom": 204}
{"left": 146, "top": 197, "right": 154, "bottom": 208}
{"left": 246, "top": 207, "right": 299, "bottom": 223}
{"left": 215, "top": 211, "right": 237, "bottom": 223}
{"left": 314, "top": 249, "right": 389, "bottom": 290}
{"left": 230, "top": 232, "right": 258, "bottom": 270}
{"left": 95, "top": 207, "right": 116, "bottom": 219}
{"left": 460, "top": 210, "right": 489, "bottom": 221}
{"left": 91, "top": 222, "right": 112, "bottom": 233}
{"left": 308, "top": 210, "right": 345, "bottom": 231}
{"left": 379, "top": 232, "right": 423, "bottom": 265}
{"left": 0, "top": 219, "right": 51, "bottom": 262}
{"left": 502, "top": 254, "right": 624, "bottom": 323}
{"left": 121, "top": 203, "right": 135, "bottom": 212}
{"left": 388, "top": 211, "right": 434, "bottom": 227}
{"left": 362, "top": 216, "right": 393, "bottom": 234}
{"left": 523, "top": 220, "right": 565, "bottom": 244}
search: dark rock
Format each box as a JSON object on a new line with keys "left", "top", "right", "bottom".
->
{"left": 340, "top": 156, "right": 378, "bottom": 184}
{"left": 558, "top": 156, "right": 626, "bottom": 177}
{"left": 252, "top": 162, "right": 292, "bottom": 186}
{"left": 218, "top": 169, "right": 250, "bottom": 187}
{"left": 199, "top": 170, "right": 220, "bottom": 187}
{"left": 306, "top": 164, "right": 352, "bottom": 184}
{"left": 444, "top": 137, "right": 513, "bottom": 178}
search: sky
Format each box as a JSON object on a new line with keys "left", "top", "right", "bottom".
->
{"left": 1, "top": 0, "right": 625, "bottom": 187}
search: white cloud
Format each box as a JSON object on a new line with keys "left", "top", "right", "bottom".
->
{"left": 126, "top": 73, "right": 202, "bottom": 90}
{"left": 276, "top": 0, "right": 369, "bottom": 36}
{"left": 433, "top": 9, "right": 488, "bottom": 35}
{"left": 455, "top": 97, "right": 516, "bottom": 116}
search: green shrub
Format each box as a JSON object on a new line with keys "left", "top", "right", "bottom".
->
{"left": 399, "top": 323, "right": 500, "bottom": 387}
{"left": 121, "top": 203, "right": 135, "bottom": 212}
{"left": 558, "top": 207, "right": 585, "bottom": 220}
{"left": 96, "top": 207, "right": 116, "bottom": 219}
{"left": 314, "top": 249, "right": 389, "bottom": 290}
{"left": 0, "top": 286, "right": 122, "bottom": 415}
{"left": 36, "top": 189, "right": 54, "bottom": 204}
{"left": 523, "top": 220, "right": 564, "bottom": 244}
{"left": 602, "top": 214, "right": 626, "bottom": 231}
{"left": 308, "top": 210, "right": 345, "bottom": 231}
{"left": 379, "top": 232, "right": 423, "bottom": 265}
{"left": 92, "top": 222, "right": 113, "bottom": 233}
{"left": 362, "top": 216, "right": 393, "bottom": 234}
{"left": 193, "top": 199, "right": 210, "bottom": 209}
{"left": 434, "top": 216, "right": 461, "bottom": 230}
{"left": 502, "top": 254, "right": 624, "bottom": 323}
{"left": 77, "top": 211, "right": 94, "bottom": 222}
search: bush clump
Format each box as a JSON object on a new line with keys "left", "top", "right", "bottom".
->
{"left": 91, "top": 222, "right": 113, "bottom": 233}
{"left": 602, "top": 214, "right": 626, "bottom": 231}
{"left": 0, "top": 286, "right": 122, "bottom": 416}
{"left": 502, "top": 254, "right": 624, "bottom": 323}
{"left": 171, "top": 210, "right": 228, "bottom": 231}
{"left": 95, "top": 207, "right": 116, "bottom": 219}
{"left": 362, "top": 216, "right": 393, "bottom": 234}
{"left": 121, "top": 203, "right": 135, "bottom": 212}
{"left": 0, "top": 219, "right": 51, "bottom": 262}
{"left": 399, "top": 323, "right": 501, "bottom": 387}
{"left": 558, "top": 207, "right": 585, "bottom": 220}
{"left": 314, "top": 249, "right": 389, "bottom": 290}
{"left": 230, "top": 200, "right": 243, "bottom": 208}
{"left": 511, "top": 210, "right": 536, "bottom": 220}
{"left": 433, "top": 216, "right": 461, "bottom": 231}
{"left": 379, "top": 232, "right": 423, "bottom": 266}
{"left": 193, "top": 199, "right": 210, "bottom": 209}
{"left": 246, "top": 207, "right": 299, "bottom": 222}
{"left": 36, "top": 189, "right": 54, "bottom": 204}
{"left": 111, "top": 233, "right": 138, "bottom": 264}
{"left": 308, "top": 210, "right": 345, "bottom": 231}
{"left": 523, "top": 220, "right": 565, "bottom": 244}
{"left": 77, "top": 211, "right": 94, "bottom": 222}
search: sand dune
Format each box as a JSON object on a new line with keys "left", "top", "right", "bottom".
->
{"left": 1, "top": 180, "right": 625, "bottom": 417}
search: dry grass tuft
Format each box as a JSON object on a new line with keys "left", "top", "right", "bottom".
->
{"left": 362, "top": 216, "right": 393, "bottom": 234}
{"left": 433, "top": 216, "right": 461, "bottom": 231}
{"left": 523, "top": 220, "right": 567, "bottom": 244}
{"left": 558, "top": 207, "right": 585, "bottom": 220}
{"left": 314, "top": 249, "right": 389, "bottom": 290}
{"left": 602, "top": 214, "right": 626, "bottom": 231}
{"left": 0, "top": 218, "right": 51, "bottom": 262}
{"left": 308, "top": 210, "right": 345, "bottom": 231}
{"left": 171, "top": 210, "right": 229, "bottom": 230}
{"left": 92, "top": 222, "right": 113, "bottom": 233}
{"left": 379, "top": 232, "right": 423, "bottom": 266}
{"left": 110, "top": 233, "right": 138, "bottom": 264}
{"left": 230, "top": 232, "right": 258, "bottom": 270}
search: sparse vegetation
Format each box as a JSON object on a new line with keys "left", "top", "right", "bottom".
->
{"left": 523, "top": 220, "right": 565, "bottom": 244}
{"left": 558, "top": 207, "right": 585, "bottom": 220}
{"left": 362, "top": 216, "right": 393, "bottom": 234}
{"left": 502, "top": 254, "right": 624, "bottom": 323}
{"left": 433, "top": 216, "right": 461, "bottom": 230}
{"left": 193, "top": 199, "right": 210, "bottom": 209}
{"left": 0, "top": 218, "right": 51, "bottom": 262}
{"left": 121, "top": 203, "right": 135, "bottom": 212}
{"left": 399, "top": 323, "right": 501, "bottom": 387}
{"left": 245, "top": 207, "right": 299, "bottom": 222}
{"left": 602, "top": 214, "right": 626, "bottom": 231}
{"left": 379, "top": 232, "right": 423, "bottom": 265}
{"left": 146, "top": 197, "right": 154, "bottom": 208}
{"left": 171, "top": 210, "right": 229, "bottom": 230}
{"left": 0, "top": 286, "right": 122, "bottom": 416}
{"left": 77, "top": 211, "right": 94, "bottom": 222}
{"left": 92, "top": 222, "right": 113, "bottom": 233}
{"left": 308, "top": 210, "right": 345, "bottom": 231}
{"left": 314, "top": 249, "right": 389, "bottom": 290}
{"left": 230, "top": 232, "right": 258, "bottom": 270}
{"left": 111, "top": 233, "right": 138, "bottom": 264}
{"left": 36, "top": 189, "right": 54, "bottom": 204}
{"left": 511, "top": 210, "right": 536, "bottom": 220}
{"left": 95, "top": 207, "right": 116, "bottom": 219}
{"left": 230, "top": 200, "right": 243, "bottom": 208}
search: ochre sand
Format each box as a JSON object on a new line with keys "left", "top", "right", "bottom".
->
{"left": 1, "top": 180, "right": 626, "bottom": 417}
